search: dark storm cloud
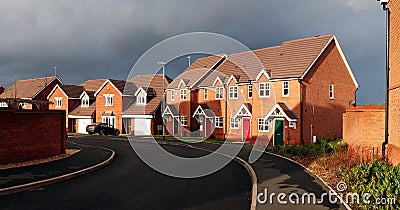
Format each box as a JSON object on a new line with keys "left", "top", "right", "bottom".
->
{"left": 0, "top": 0, "right": 386, "bottom": 104}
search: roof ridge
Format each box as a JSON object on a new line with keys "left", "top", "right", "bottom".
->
{"left": 282, "top": 34, "right": 334, "bottom": 44}
{"left": 15, "top": 76, "right": 56, "bottom": 82}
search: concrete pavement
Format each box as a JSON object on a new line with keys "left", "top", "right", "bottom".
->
{"left": 0, "top": 141, "right": 114, "bottom": 195}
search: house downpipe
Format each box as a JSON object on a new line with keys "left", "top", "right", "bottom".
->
{"left": 224, "top": 83, "right": 228, "bottom": 141}
{"left": 382, "top": 3, "right": 390, "bottom": 158}
{"left": 299, "top": 79, "right": 305, "bottom": 145}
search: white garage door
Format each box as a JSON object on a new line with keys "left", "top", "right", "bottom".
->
{"left": 78, "top": 119, "right": 92, "bottom": 133}
{"left": 134, "top": 119, "right": 151, "bottom": 135}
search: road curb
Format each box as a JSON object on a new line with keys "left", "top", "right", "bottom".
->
{"left": 232, "top": 156, "right": 257, "bottom": 210}
{"left": 0, "top": 143, "right": 115, "bottom": 196}
{"left": 263, "top": 151, "right": 352, "bottom": 210}
{"left": 157, "top": 141, "right": 257, "bottom": 210}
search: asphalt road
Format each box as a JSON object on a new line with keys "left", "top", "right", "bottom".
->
{"left": 182, "top": 142, "right": 347, "bottom": 210}
{"left": 0, "top": 135, "right": 251, "bottom": 210}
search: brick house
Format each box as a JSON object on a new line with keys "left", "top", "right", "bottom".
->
{"left": 68, "top": 79, "right": 106, "bottom": 133}
{"left": 123, "top": 74, "right": 171, "bottom": 135}
{"left": 94, "top": 79, "right": 127, "bottom": 133}
{"left": 0, "top": 76, "right": 63, "bottom": 110}
{"left": 164, "top": 34, "right": 358, "bottom": 145}
{"left": 47, "top": 84, "right": 85, "bottom": 132}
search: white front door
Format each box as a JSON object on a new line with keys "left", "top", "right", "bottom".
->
{"left": 78, "top": 119, "right": 92, "bottom": 133}
{"left": 134, "top": 118, "right": 151, "bottom": 135}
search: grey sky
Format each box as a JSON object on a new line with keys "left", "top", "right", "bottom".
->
{"left": 0, "top": 0, "right": 386, "bottom": 104}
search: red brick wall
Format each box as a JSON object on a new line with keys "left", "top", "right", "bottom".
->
{"left": 388, "top": 0, "right": 400, "bottom": 165}
{"left": 302, "top": 40, "right": 357, "bottom": 143}
{"left": 0, "top": 110, "right": 66, "bottom": 165}
{"left": 343, "top": 107, "right": 385, "bottom": 161}
{"left": 387, "top": 144, "right": 400, "bottom": 165}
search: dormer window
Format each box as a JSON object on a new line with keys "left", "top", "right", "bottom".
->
{"left": 137, "top": 95, "right": 146, "bottom": 105}
{"left": 81, "top": 94, "right": 90, "bottom": 108}
{"left": 135, "top": 87, "right": 148, "bottom": 106}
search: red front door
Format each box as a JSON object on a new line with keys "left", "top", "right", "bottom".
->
{"left": 242, "top": 117, "right": 251, "bottom": 141}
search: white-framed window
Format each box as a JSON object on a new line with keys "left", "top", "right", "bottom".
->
{"left": 215, "top": 117, "right": 223, "bottom": 128}
{"left": 181, "top": 116, "right": 188, "bottom": 126}
{"left": 180, "top": 89, "right": 187, "bottom": 100}
{"left": 0, "top": 102, "right": 7, "bottom": 107}
{"left": 258, "top": 118, "right": 270, "bottom": 132}
{"left": 171, "top": 90, "right": 175, "bottom": 101}
{"left": 230, "top": 117, "right": 239, "bottom": 129}
{"left": 329, "top": 84, "right": 334, "bottom": 99}
{"left": 229, "top": 86, "right": 238, "bottom": 99}
{"left": 137, "top": 96, "right": 146, "bottom": 105}
{"left": 282, "top": 81, "right": 289, "bottom": 97}
{"left": 55, "top": 97, "right": 62, "bottom": 108}
{"left": 259, "top": 82, "right": 270, "bottom": 98}
{"left": 81, "top": 97, "right": 89, "bottom": 108}
{"left": 248, "top": 85, "right": 252, "bottom": 98}
{"left": 215, "top": 87, "right": 224, "bottom": 100}
{"left": 204, "top": 88, "right": 208, "bottom": 100}
{"left": 102, "top": 116, "right": 116, "bottom": 127}
{"left": 104, "top": 94, "right": 114, "bottom": 106}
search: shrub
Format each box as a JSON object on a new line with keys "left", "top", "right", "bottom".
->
{"left": 340, "top": 159, "right": 400, "bottom": 209}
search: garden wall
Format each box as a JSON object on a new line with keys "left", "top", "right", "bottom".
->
{"left": 343, "top": 106, "right": 385, "bottom": 161}
{"left": 0, "top": 109, "right": 66, "bottom": 165}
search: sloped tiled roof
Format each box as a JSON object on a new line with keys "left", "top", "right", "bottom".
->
{"left": 59, "top": 85, "right": 84, "bottom": 99}
{"left": 69, "top": 101, "right": 96, "bottom": 116}
{"left": 168, "top": 68, "right": 210, "bottom": 89}
{"left": 0, "top": 76, "right": 61, "bottom": 99}
{"left": 108, "top": 79, "right": 126, "bottom": 94}
{"left": 163, "top": 104, "right": 179, "bottom": 116}
{"left": 277, "top": 102, "right": 298, "bottom": 120}
{"left": 80, "top": 79, "right": 107, "bottom": 92}
{"left": 184, "top": 55, "right": 222, "bottom": 72}
{"left": 198, "top": 70, "right": 228, "bottom": 87}
{"left": 194, "top": 104, "right": 214, "bottom": 118}
{"left": 123, "top": 74, "right": 171, "bottom": 115}
{"left": 88, "top": 79, "right": 127, "bottom": 96}
{"left": 255, "top": 34, "right": 334, "bottom": 79}
{"left": 182, "top": 34, "right": 336, "bottom": 88}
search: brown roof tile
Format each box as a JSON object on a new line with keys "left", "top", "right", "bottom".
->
{"left": 59, "top": 85, "right": 84, "bottom": 98}
{"left": 80, "top": 79, "right": 107, "bottom": 92}
{"left": 0, "top": 76, "right": 61, "bottom": 99}
{"left": 277, "top": 102, "right": 298, "bottom": 119}
{"left": 184, "top": 55, "right": 222, "bottom": 72}
{"left": 183, "top": 34, "right": 335, "bottom": 87}
{"left": 168, "top": 68, "right": 210, "bottom": 89}
{"left": 123, "top": 74, "right": 171, "bottom": 115}
{"left": 69, "top": 101, "right": 96, "bottom": 116}
{"left": 108, "top": 79, "right": 126, "bottom": 94}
